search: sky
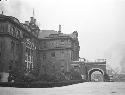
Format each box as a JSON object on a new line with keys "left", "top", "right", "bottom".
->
{"left": 1, "top": 0, "right": 125, "bottom": 72}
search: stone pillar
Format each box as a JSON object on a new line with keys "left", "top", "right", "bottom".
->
{"left": 0, "top": 72, "right": 9, "bottom": 82}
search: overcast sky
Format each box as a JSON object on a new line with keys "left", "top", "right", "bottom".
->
{"left": 1, "top": 0, "right": 125, "bottom": 71}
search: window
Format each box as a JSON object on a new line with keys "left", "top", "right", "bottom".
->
{"left": 0, "top": 24, "right": 3, "bottom": 32}
{"left": 16, "top": 30, "right": 20, "bottom": 38}
{"left": 0, "top": 23, "right": 8, "bottom": 32}
{"left": 43, "top": 53, "right": 46, "bottom": 60}
{"left": 43, "top": 42, "right": 46, "bottom": 48}
{"left": 24, "top": 39, "right": 34, "bottom": 73}
{"left": 10, "top": 26, "right": 13, "bottom": 35}
{"left": 51, "top": 52, "right": 55, "bottom": 57}
{"left": 60, "top": 39, "right": 65, "bottom": 46}
{"left": 61, "top": 65, "right": 64, "bottom": 72}
{"left": 20, "top": 30, "right": 23, "bottom": 38}
{"left": 11, "top": 41, "right": 15, "bottom": 52}
{"left": 0, "top": 41, "right": 1, "bottom": 57}
{"left": 12, "top": 27, "right": 16, "bottom": 37}
{"left": 61, "top": 50, "right": 64, "bottom": 54}
{"left": 60, "top": 60, "right": 65, "bottom": 72}
{"left": 61, "top": 39, "right": 65, "bottom": 42}
{"left": 60, "top": 50, "right": 65, "bottom": 58}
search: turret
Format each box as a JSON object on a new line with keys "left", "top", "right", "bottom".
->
{"left": 73, "top": 31, "right": 78, "bottom": 38}
{"left": 30, "top": 17, "right": 35, "bottom": 24}
{"left": 25, "top": 21, "right": 29, "bottom": 25}
{"left": 58, "top": 24, "right": 61, "bottom": 34}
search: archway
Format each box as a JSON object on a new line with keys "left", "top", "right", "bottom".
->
{"left": 88, "top": 68, "right": 104, "bottom": 82}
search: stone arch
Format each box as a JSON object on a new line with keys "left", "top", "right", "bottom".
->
{"left": 88, "top": 68, "right": 104, "bottom": 81}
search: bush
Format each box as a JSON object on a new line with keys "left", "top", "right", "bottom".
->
{"left": 69, "top": 70, "right": 82, "bottom": 80}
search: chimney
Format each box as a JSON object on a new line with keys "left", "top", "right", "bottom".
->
{"left": 0, "top": 11, "right": 3, "bottom": 15}
{"left": 34, "top": 19, "right": 36, "bottom": 24}
{"left": 30, "top": 17, "right": 34, "bottom": 23}
{"left": 25, "top": 21, "right": 29, "bottom": 25}
{"left": 58, "top": 24, "right": 61, "bottom": 34}
{"left": 2, "top": 11, "right": 3, "bottom": 15}
{"left": 73, "top": 31, "right": 78, "bottom": 37}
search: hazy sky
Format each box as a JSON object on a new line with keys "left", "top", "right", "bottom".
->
{"left": 1, "top": 0, "right": 125, "bottom": 71}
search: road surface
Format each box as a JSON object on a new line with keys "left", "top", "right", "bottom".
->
{"left": 0, "top": 82, "right": 125, "bottom": 95}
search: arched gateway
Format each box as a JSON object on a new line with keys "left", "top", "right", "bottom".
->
{"left": 71, "top": 60, "right": 107, "bottom": 82}
{"left": 85, "top": 60, "right": 106, "bottom": 82}
{"left": 88, "top": 68, "right": 104, "bottom": 82}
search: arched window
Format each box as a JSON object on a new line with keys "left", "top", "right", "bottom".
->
{"left": 24, "top": 38, "right": 35, "bottom": 73}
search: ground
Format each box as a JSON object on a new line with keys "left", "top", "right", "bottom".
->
{"left": 0, "top": 82, "right": 125, "bottom": 95}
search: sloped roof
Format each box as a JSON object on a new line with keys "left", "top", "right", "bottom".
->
{"left": 59, "top": 33, "right": 77, "bottom": 39}
{"left": 38, "top": 30, "right": 78, "bottom": 40}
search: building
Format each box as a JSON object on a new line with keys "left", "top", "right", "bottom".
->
{"left": 38, "top": 29, "right": 80, "bottom": 76}
{"left": 70, "top": 60, "right": 107, "bottom": 81}
{"left": 0, "top": 14, "right": 80, "bottom": 82}
{"left": 0, "top": 14, "right": 41, "bottom": 82}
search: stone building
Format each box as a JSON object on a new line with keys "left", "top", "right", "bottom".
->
{"left": 0, "top": 14, "right": 80, "bottom": 82}
{"left": 0, "top": 14, "right": 40, "bottom": 82}
{"left": 38, "top": 28, "right": 80, "bottom": 75}
{"left": 70, "top": 60, "right": 107, "bottom": 81}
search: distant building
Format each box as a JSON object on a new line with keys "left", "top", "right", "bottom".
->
{"left": 0, "top": 14, "right": 80, "bottom": 82}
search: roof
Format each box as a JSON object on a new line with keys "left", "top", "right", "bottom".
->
{"left": 38, "top": 30, "right": 78, "bottom": 40}
{"left": 0, "top": 14, "right": 39, "bottom": 39}
{"left": 0, "top": 14, "right": 78, "bottom": 40}
{"left": 0, "top": 14, "right": 20, "bottom": 25}
{"left": 38, "top": 30, "right": 58, "bottom": 38}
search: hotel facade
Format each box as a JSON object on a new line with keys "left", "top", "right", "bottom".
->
{"left": 0, "top": 14, "right": 80, "bottom": 82}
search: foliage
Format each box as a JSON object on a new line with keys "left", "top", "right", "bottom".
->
{"left": 38, "top": 60, "right": 66, "bottom": 82}
{"left": 103, "top": 73, "right": 110, "bottom": 82}
{"left": 70, "top": 70, "right": 82, "bottom": 80}
{"left": 106, "top": 65, "right": 125, "bottom": 82}
{"left": 64, "top": 69, "right": 82, "bottom": 80}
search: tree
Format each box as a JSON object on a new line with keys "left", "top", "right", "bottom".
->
{"left": 104, "top": 73, "right": 110, "bottom": 82}
{"left": 106, "top": 65, "right": 122, "bottom": 82}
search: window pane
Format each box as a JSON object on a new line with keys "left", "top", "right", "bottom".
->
{"left": 51, "top": 52, "right": 55, "bottom": 57}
